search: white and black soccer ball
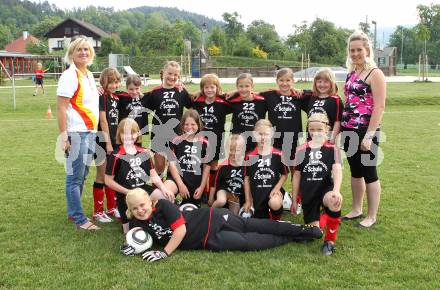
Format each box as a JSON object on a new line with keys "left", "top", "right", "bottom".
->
{"left": 126, "top": 227, "right": 153, "bottom": 254}
{"left": 179, "top": 203, "right": 198, "bottom": 212}
{"left": 283, "top": 191, "right": 292, "bottom": 211}
{"left": 239, "top": 206, "right": 255, "bottom": 218}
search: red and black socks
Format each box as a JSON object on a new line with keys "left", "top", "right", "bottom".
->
{"left": 93, "top": 182, "right": 105, "bottom": 214}
{"left": 324, "top": 209, "right": 341, "bottom": 243}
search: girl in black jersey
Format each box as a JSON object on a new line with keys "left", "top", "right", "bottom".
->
{"left": 292, "top": 113, "right": 343, "bottom": 256}
{"left": 228, "top": 73, "right": 267, "bottom": 153}
{"left": 93, "top": 68, "right": 121, "bottom": 223}
{"left": 120, "top": 188, "right": 322, "bottom": 262}
{"left": 192, "top": 74, "right": 231, "bottom": 197}
{"left": 147, "top": 61, "right": 192, "bottom": 177}
{"left": 259, "top": 68, "right": 305, "bottom": 167}
{"left": 304, "top": 68, "right": 343, "bottom": 143}
{"left": 116, "top": 75, "right": 150, "bottom": 143}
{"left": 164, "top": 109, "right": 210, "bottom": 207}
{"left": 105, "top": 118, "right": 175, "bottom": 233}
{"left": 244, "top": 120, "right": 288, "bottom": 220}
{"left": 210, "top": 134, "right": 246, "bottom": 214}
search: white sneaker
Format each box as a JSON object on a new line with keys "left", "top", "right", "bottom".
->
{"left": 93, "top": 212, "right": 113, "bottom": 223}
{"left": 296, "top": 203, "right": 303, "bottom": 215}
{"left": 107, "top": 208, "right": 121, "bottom": 219}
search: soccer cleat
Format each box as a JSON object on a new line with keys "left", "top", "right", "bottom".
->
{"left": 321, "top": 241, "right": 335, "bottom": 256}
{"left": 302, "top": 224, "right": 323, "bottom": 239}
{"left": 296, "top": 203, "right": 302, "bottom": 215}
{"left": 107, "top": 208, "right": 121, "bottom": 219}
{"left": 93, "top": 212, "right": 113, "bottom": 223}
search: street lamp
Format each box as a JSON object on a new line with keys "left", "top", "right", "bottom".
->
{"left": 201, "top": 23, "right": 208, "bottom": 52}
{"left": 372, "top": 20, "right": 377, "bottom": 49}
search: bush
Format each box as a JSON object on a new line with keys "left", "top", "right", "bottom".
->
{"left": 252, "top": 46, "right": 268, "bottom": 59}
{"left": 208, "top": 45, "right": 222, "bottom": 56}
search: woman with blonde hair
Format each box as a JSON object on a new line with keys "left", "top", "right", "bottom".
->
{"left": 341, "top": 31, "right": 386, "bottom": 228}
{"left": 57, "top": 36, "right": 100, "bottom": 230}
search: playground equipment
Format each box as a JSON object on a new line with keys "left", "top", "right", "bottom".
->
{"left": 109, "top": 54, "right": 138, "bottom": 76}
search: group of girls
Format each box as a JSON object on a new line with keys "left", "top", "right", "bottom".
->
{"left": 94, "top": 59, "right": 344, "bottom": 258}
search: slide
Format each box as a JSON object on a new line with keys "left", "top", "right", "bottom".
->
{"left": 123, "top": 66, "right": 137, "bottom": 75}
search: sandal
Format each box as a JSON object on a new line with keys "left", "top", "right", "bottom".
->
{"left": 76, "top": 221, "right": 100, "bottom": 231}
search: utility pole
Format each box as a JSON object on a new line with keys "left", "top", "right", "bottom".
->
{"left": 400, "top": 27, "right": 404, "bottom": 65}
{"left": 372, "top": 20, "right": 377, "bottom": 49}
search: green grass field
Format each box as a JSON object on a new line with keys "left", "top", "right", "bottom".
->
{"left": 1, "top": 81, "right": 439, "bottom": 289}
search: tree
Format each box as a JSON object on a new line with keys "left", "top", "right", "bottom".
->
{"left": 359, "top": 20, "right": 371, "bottom": 34}
{"left": 99, "top": 36, "right": 124, "bottom": 56}
{"left": 174, "top": 19, "right": 201, "bottom": 50}
{"left": 0, "top": 24, "right": 13, "bottom": 49}
{"left": 287, "top": 19, "right": 350, "bottom": 65}
{"left": 119, "top": 26, "right": 137, "bottom": 47}
{"left": 247, "top": 20, "right": 285, "bottom": 57}
{"left": 207, "top": 26, "right": 226, "bottom": 50}
{"left": 31, "top": 16, "right": 62, "bottom": 38}
{"left": 222, "top": 12, "right": 245, "bottom": 55}
{"left": 26, "top": 41, "right": 48, "bottom": 55}
{"left": 222, "top": 12, "right": 244, "bottom": 40}
{"left": 286, "top": 21, "right": 312, "bottom": 59}
{"left": 232, "top": 35, "right": 254, "bottom": 57}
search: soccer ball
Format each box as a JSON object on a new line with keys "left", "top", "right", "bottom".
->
{"left": 239, "top": 206, "right": 255, "bottom": 218}
{"left": 179, "top": 203, "right": 198, "bottom": 212}
{"left": 283, "top": 191, "right": 292, "bottom": 211}
{"left": 126, "top": 227, "right": 153, "bottom": 254}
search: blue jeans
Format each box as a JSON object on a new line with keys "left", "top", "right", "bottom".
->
{"left": 65, "top": 132, "right": 96, "bottom": 225}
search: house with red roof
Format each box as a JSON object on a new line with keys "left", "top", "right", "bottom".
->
{"left": 4, "top": 32, "right": 40, "bottom": 54}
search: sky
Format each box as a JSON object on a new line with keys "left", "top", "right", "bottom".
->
{"left": 32, "top": 0, "right": 433, "bottom": 41}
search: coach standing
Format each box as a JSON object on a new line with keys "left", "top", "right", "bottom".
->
{"left": 57, "top": 36, "right": 100, "bottom": 230}
{"left": 340, "top": 31, "right": 386, "bottom": 228}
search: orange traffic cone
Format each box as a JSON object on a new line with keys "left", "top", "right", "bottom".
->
{"left": 46, "top": 104, "right": 53, "bottom": 119}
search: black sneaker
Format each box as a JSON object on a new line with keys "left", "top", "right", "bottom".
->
{"left": 302, "top": 224, "right": 323, "bottom": 239}
{"left": 321, "top": 241, "right": 335, "bottom": 256}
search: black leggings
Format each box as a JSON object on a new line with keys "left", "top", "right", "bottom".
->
{"left": 341, "top": 128, "right": 380, "bottom": 184}
{"left": 207, "top": 209, "right": 318, "bottom": 251}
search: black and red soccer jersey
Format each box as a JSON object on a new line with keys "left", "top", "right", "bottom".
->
{"left": 98, "top": 92, "right": 119, "bottom": 145}
{"left": 244, "top": 147, "right": 288, "bottom": 210}
{"left": 294, "top": 142, "right": 341, "bottom": 204}
{"left": 117, "top": 91, "right": 150, "bottom": 135}
{"left": 106, "top": 146, "right": 155, "bottom": 196}
{"left": 170, "top": 136, "right": 209, "bottom": 191}
{"left": 304, "top": 95, "right": 343, "bottom": 130}
{"left": 260, "top": 89, "right": 304, "bottom": 134}
{"left": 129, "top": 199, "right": 223, "bottom": 250}
{"left": 147, "top": 85, "right": 192, "bottom": 134}
{"left": 213, "top": 160, "right": 245, "bottom": 197}
{"left": 228, "top": 93, "right": 267, "bottom": 134}
{"left": 192, "top": 95, "right": 231, "bottom": 134}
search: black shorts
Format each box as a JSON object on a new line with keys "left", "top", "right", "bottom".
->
{"left": 203, "top": 131, "right": 225, "bottom": 162}
{"left": 166, "top": 176, "right": 201, "bottom": 207}
{"left": 302, "top": 185, "right": 333, "bottom": 224}
{"left": 273, "top": 132, "right": 298, "bottom": 167}
{"left": 36, "top": 78, "right": 43, "bottom": 85}
{"left": 341, "top": 127, "right": 380, "bottom": 183}
{"left": 215, "top": 188, "right": 245, "bottom": 206}
{"left": 253, "top": 188, "right": 285, "bottom": 219}
{"left": 94, "top": 133, "right": 118, "bottom": 165}
{"left": 149, "top": 131, "right": 171, "bottom": 155}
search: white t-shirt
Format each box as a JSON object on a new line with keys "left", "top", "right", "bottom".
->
{"left": 57, "top": 63, "right": 99, "bottom": 132}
